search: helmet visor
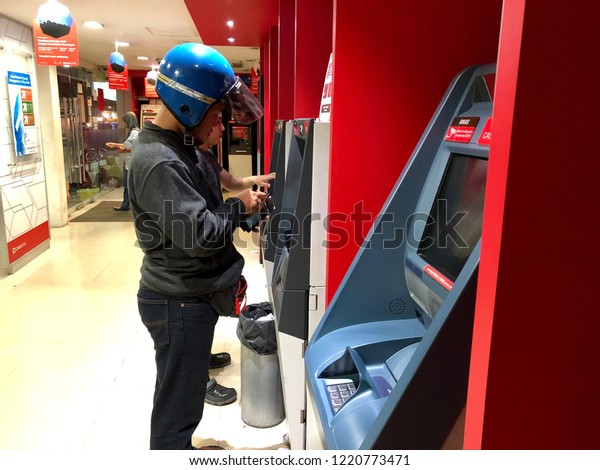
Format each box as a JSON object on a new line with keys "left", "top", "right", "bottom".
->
{"left": 222, "top": 77, "right": 263, "bottom": 124}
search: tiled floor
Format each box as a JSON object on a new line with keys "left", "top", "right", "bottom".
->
{"left": 0, "top": 189, "right": 287, "bottom": 450}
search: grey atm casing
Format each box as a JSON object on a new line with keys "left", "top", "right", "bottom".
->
{"left": 305, "top": 64, "right": 495, "bottom": 449}
{"left": 271, "top": 119, "right": 330, "bottom": 341}
{"left": 268, "top": 119, "right": 331, "bottom": 450}
{"left": 262, "top": 120, "right": 292, "bottom": 296}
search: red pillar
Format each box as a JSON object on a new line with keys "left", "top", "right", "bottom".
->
{"left": 325, "top": 0, "right": 502, "bottom": 302}
{"left": 261, "top": 38, "right": 272, "bottom": 173}
{"left": 294, "top": 0, "right": 333, "bottom": 118}
{"left": 465, "top": 0, "right": 600, "bottom": 449}
{"left": 278, "top": 0, "right": 295, "bottom": 120}
{"left": 262, "top": 25, "right": 280, "bottom": 173}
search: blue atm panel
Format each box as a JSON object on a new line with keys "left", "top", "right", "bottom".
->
{"left": 305, "top": 64, "right": 495, "bottom": 449}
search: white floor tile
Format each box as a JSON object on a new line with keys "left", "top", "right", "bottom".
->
{"left": 0, "top": 191, "right": 289, "bottom": 450}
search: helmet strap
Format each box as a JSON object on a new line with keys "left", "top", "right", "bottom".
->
{"left": 183, "top": 129, "right": 195, "bottom": 146}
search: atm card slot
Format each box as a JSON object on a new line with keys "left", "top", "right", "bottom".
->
{"left": 385, "top": 342, "right": 420, "bottom": 381}
{"left": 345, "top": 346, "right": 393, "bottom": 399}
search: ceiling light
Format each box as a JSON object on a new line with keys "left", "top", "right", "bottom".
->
{"left": 83, "top": 21, "right": 104, "bottom": 30}
{"left": 115, "top": 41, "right": 130, "bottom": 47}
{"left": 226, "top": 20, "right": 234, "bottom": 28}
{"left": 137, "top": 56, "right": 149, "bottom": 60}
{"left": 227, "top": 37, "right": 235, "bottom": 43}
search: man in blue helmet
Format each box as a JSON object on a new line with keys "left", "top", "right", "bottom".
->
{"left": 128, "top": 43, "right": 266, "bottom": 450}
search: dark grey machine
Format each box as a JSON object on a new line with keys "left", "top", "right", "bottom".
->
{"left": 268, "top": 118, "right": 331, "bottom": 449}
{"left": 261, "top": 120, "right": 290, "bottom": 293}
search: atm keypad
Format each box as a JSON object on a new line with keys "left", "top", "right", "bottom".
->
{"left": 327, "top": 381, "right": 357, "bottom": 413}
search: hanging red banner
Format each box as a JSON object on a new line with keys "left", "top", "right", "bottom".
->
{"left": 33, "top": 17, "right": 79, "bottom": 66}
{"left": 108, "top": 62, "right": 129, "bottom": 90}
{"left": 145, "top": 78, "right": 158, "bottom": 98}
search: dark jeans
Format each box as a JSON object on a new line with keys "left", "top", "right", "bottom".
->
{"left": 138, "top": 287, "right": 218, "bottom": 450}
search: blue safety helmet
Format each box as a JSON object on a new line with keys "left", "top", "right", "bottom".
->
{"left": 156, "top": 43, "right": 263, "bottom": 131}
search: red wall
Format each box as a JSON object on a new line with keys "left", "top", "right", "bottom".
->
{"left": 128, "top": 70, "right": 147, "bottom": 118}
{"left": 465, "top": 0, "right": 600, "bottom": 449}
{"left": 262, "top": 1, "right": 333, "bottom": 172}
{"left": 326, "top": 0, "right": 503, "bottom": 302}
{"left": 261, "top": 27, "right": 277, "bottom": 172}
{"left": 278, "top": 0, "right": 295, "bottom": 120}
{"left": 294, "top": 0, "right": 333, "bottom": 118}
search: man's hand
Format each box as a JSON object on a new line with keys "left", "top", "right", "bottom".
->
{"left": 236, "top": 189, "right": 266, "bottom": 214}
{"left": 252, "top": 172, "right": 276, "bottom": 190}
{"left": 105, "top": 142, "right": 126, "bottom": 152}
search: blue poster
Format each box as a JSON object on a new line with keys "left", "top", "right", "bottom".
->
{"left": 7, "top": 71, "right": 37, "bottom": 157}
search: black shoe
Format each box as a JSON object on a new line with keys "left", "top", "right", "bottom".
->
{"left": 205, "top": 378, "right": 237, "bottom": 406}
{"left": 209, "top": 352, "right": 231, "bottom": 369}
{"left": 113, "top": 206, "right": 130, "bottom": 211}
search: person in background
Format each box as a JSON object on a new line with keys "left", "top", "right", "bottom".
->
{"left": 197, "top": 112, "right": 275, "bottom": 407}
{"left": 197, "top": 111, "right": 276, "bottom": 197}
{"left": 105, "top": 111, "right": 140, "bottom": 211}
{"left": 127, "top": 43, "right": 265, "bottom": 450}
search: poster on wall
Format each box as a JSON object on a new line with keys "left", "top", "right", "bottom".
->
{"left": 33, "top": 0, "right": 79, "bottom": 66}
{"left": 7, "top": 71, "right": 38, "bottom": 157}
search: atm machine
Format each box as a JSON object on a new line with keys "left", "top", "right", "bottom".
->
{"left": 227, "top": 122, "right": 255, "bottom": 179}
{"left": 305, "top": 64, "right": 495, "bottom": 449}
{"left": 269, "top": 118, "right": 331, "bottom": 449}
{"left": 262, "top": 120, "right": 291, "bottom": 297}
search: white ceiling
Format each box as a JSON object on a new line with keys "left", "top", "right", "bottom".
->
{"left": 1, "top": 0, "right": 260, "bottom": 73}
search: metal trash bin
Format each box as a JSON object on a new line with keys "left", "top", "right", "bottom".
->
{"left": 237, "top": 302, "right": 285, "bottom": 428}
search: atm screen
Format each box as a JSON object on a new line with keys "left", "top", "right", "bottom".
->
{"left": 273, "top": 131, "right": 304, "bottom": 264}
{"left": 232, "top": 126, "right": 249, "bottom": 140}
{"left": 280, "top": 132, "right": 304, "bottom": 221}
{"left": 418, "top": 154, "right": 488, "bottom": 281}
{"left": 229, "top": 124, "right": 252, "bottom": 153}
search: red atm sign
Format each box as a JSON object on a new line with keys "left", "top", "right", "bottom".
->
{"left": 424, "top": 265, "right": 454, "bottom": 291}
{"left": 477, "top": 118, "right": 493, "bottom": 145}
{"left": 445, "top": 116, "right": 480, "bottom": 143}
